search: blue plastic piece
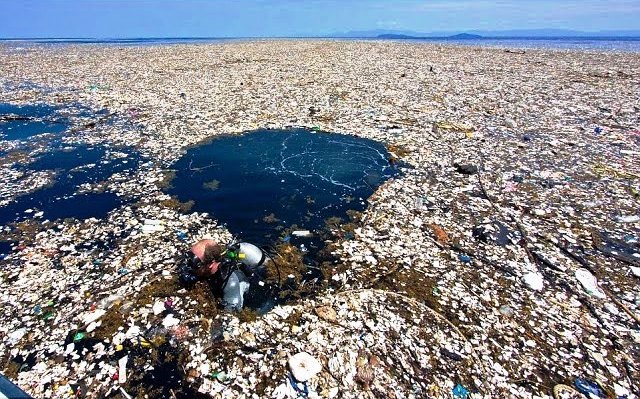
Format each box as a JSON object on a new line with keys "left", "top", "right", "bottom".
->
{"left": 0, "top": 373, "right": 32, "bottom": 398}
{"left": 287, "top": 373, "right": 309, "bottom": 398}
{"left": 452, "top": 384, "right": 469, "bottom": 398}
{"left": 458, "top": 254, "right": 471, "bottom": 263}
{"left": 574, "top": 378, "right": 605, "bottom": 398}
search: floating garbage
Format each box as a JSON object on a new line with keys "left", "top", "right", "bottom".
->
{"left": 574, "top": 378, "right": 605, "bottom": 398}
{"left": 118, "top": 355, "right": 128, "bottom": 384}
{"left": 522, "top": 272, "right": 544, "bottom": 291}
{"left": 452, "top": 383, "right": 470, "bottom": 398}
{"left": 141, "top": 218, "right": 165, "bottom": 234}
{"left": 291, "top": 230, "right": 312, "bottom": 237}
{"left": 162, "top": 314, "right": 180, "bottom": 328}
{"left": 1, "top": 40, "right": 639, "bottom": 399}
{"left": 575, "top": 268, "right": 606, "bottom": 298}
{"left": 615, "top": 215, "right": 640, "bottom": 223}
{"left": 7, "top": 328, "right": 27, "bottom": 345}
{"left": 288, "top": 352, "right": 322, "bottom": 382}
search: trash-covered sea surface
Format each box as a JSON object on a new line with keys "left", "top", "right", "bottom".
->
{"left": 0, "top": 41, "right": 639, "bottom": 399}
{"left": 0, "top": 101, "right": 140, "bottom": 224}
{"left": 1, "top": 145, "right": 140, "bottom": 224}
{"left": 167, "top": 128, "right": 398, "bottom": 315}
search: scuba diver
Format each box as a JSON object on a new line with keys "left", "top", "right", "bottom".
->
{"left": 178, "top": 238, "right": 270, "bottom": 311}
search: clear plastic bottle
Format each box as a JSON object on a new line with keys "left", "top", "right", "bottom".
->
{"left": 222, "top": 270, "right": 250, "bottom": 311}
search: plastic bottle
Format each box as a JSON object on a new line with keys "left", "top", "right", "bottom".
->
{"left": 222, "top": 270, "right": 250, "bottom": 311}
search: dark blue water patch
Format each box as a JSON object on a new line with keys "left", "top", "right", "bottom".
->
{"left": 38, "top": 192, "right": 124, "bottom": 221}
{"left": 168, "top": 128, "right": 398, "bottom": 247}
{"left": 0, "top": 241, "right": 13, "bottom": 259}
{"left": 0, "top": 146, "right": 141, "bottom": 225}
{"left": 0, "top": 102, "right": 101, "bottom": 142}
{"left": 28, "top": 145, "right": 106, "bottom": 171}
{"left": 1, "top": 103, "right": 68, "bottom": 141}
{"left": 0, "top": 119, "right": 68, "bottom": 140}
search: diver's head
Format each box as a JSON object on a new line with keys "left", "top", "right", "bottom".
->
{"left": 190, "top": 239, "right": 224, "bottom": 275}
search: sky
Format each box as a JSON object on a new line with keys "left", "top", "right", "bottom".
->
{"left": 0, "top": 0, "right": 639, "bottom": 38}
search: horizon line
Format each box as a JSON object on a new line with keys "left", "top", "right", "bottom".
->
{"left": 2, "top": 34, "right": 640, "bottom": 41}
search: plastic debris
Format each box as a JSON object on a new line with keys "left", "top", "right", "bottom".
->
{"left": 288, "top": 352, "right": 322, "bottom": 382}
{"left": 452, "top": 383, "right": 469, "bottom": 398}
{"left": 574, "top": 378, "right": 605, "bottom": 398}
{"left": 80, "top": 309, "right": 106, "bottom": 325}
{"left": 141, "top": 219, "right": 165, "bottom": 234}
{"left": 7, "top": 328, "right": 27, "bottom": 345}
{"left": 176, "top": 230, "right": 187, "bottom": 241}
{"left": 162, "top": 314, "right": 180, "bottom": 328}
{"left": 522, "top": 272, "right": 544, "bottom": 291}
{"left": 118, "top": 355, "right": 128, "bottom": 384}
{"left": 553, "top": 384, "right": 582, "bottom": 399}
{"left": 292, "top": 230, "right": 312, "bottom": 237}
{"left": 615, "top": 215, "right": 640, "bottom": 223}
{"left": 152, "top": 300, "right": 165, "bottom": 315}
{"left": 575, "top": 268, "right": 606, "bottom": 299}
{"left": 209, "top": 371, "right": 233, "bottom": 384}
{"left": 498, "top": 305, "right": 514, "bottom": 317}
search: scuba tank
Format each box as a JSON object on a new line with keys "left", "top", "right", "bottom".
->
{"left": 225, "top": 242, "right": 267, "bottom": 273}
{"left": 219, "top": 241, "right": 269, "bottom": 311}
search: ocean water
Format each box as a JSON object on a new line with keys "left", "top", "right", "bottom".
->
{"left": 405, "top": 37, "right": 640, "bottom": 52}
{"left": 1, "top": 37, "right": 639, "bottom": 52}
{"left": 0, "top": 145, "right": 139, "bottom": 225}
{"left": 168, "top": 128, "right": 398, "bottom": 249}
{"left": 0, "top": 241, "right": 12, "bottom": 258}
{"left": 0, "top": 102, "right": 139, "bottom": 225}
{"left": 168, "top": 128, "right": 398, "bottom": 312}
{"left": 0, "top": 103, "right": 68, "bottom": 140}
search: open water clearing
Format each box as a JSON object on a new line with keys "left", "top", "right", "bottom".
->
{"left": 168, "top": 128, "right": 398, "bottom": 248}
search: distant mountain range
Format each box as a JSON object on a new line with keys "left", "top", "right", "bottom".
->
{"left": 377, "top": 33, "right": 482, "bottom": 40}
{"left": 326, "top": 29, "right": 640, "bottom": 38}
